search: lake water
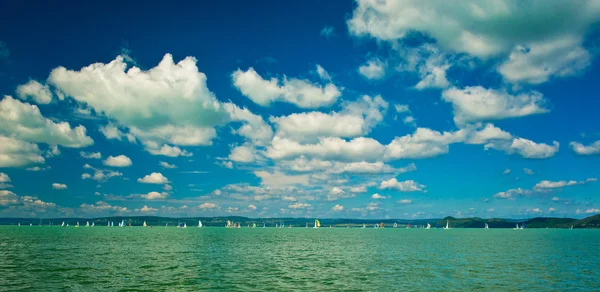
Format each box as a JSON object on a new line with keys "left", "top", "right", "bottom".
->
{"left": 1, "top": 226, "right": 599, "bottom": 291}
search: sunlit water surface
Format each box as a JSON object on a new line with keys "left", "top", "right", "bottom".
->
{"left": 1, "top": 227, "right": 599, "bottom": 291}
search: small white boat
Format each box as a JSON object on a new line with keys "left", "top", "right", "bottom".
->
{"left": 484, "top": 223, "right": 489, "bottom": 229}
{"left": 183, "top": 222, "right": 187, "bottom": 228}
{"left": 61, "top": 222, "right": 65, "bottom": 227}
{"left": 111, "top": 221, "right": 114, "bottom": 227}
{"left": 514, "top": 223, "right": 520, "bottom": 230}
{"left": 393, "top": 223, "right": 398, "bottom": 228}
{"left": 314, "top": 219, "right": 320, "bottom": 229}
{"left": 86, "top": 221, "right": 89, "bottom": 227}
{"left": 76, "top": 222, "right": 80, "bottom": 228}
{"left": 121, "top": 220, "right": 125, "bottom": 227}
{"left": 91, "top": 222, "right": 94, "bottom": 227}
{"left": 29, "top": 223, "right": 32, "bottom": 226}
{"left": 198, "top": 220, "right": 202, "bottom": 228}
{"left": 362, "top": 223, "right": 366, "bottom": 229}
{"left": 570, "top": 226, "right": 574, "bottom": 230}
{"left": 107, "top": 221, "right": 110, "bottom": 227}
{"left": 18, "top": 223, "right": 20, "bottom": 226}
{"left": 443, "top": 220, "right": 450, "bottom": 230}
{"left": 374, "top": 224, "right": 379, "bottom": 229}
{"left": 426, "top": 223, "right": 431, "bottom": 229}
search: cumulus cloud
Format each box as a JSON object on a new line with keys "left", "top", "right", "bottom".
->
{"left": 320, "top": 26, "right": 335, "bottom": 39}
{"left": 0, "top": 136, "right": 45, "bottom": 168}
{"left": 385, "top": 128, "right": 464, "bottom": 159}
{"left": 140, "top": 205, "right": 158, "bottom": 212}
{"left": 0, "top": 96, "right": 93, "bottom": 147}
{"left": 0, "top": 173, "right": 12, "bottom": 189}
{"left": 347, "top": 1, "right": 600, "bottom": 64}
{"left": 270, "top": 95, "right": 388, "bottom": 142}
{"left": 534, "top": 178, "right": 596, "bottom": 190}
{"left": 576, "top": 208, "right": 600, "bottom": 215}
{"left": 397, "top": 199, "right": 412, "bottom": 204}
{"left": 103, "top": 155, "right": 132, "bottom": 167}
{"left": 485, "top": 138, "right": 559, "bottom": 159}
{"left": 570, "top": 140, "right": 600, "bottom": 155}
{"left": 137, "top": 172, "right": 169, "bottom": 184}
{"left": 16, "top": 80, "right": 53, "bottom": 104}
{"left": 232, "top": 67, "right": 341, "bottom": 108}
{"left": 358, "top": 58, "right": 386, "bottom": 80}
{"left": 289, "top": 202, "right": 311, "bottom": 209}
{"left": 523, "top": 168, "right": 534, "bottom": 175}
{"left": 380, "top": 179, "right": 425, "bottom": 192}
{"left": 442, "top": 86, "right": 549, "bottom": 125}
{"left": 140, "top": 191, "right": 169, "bottom": 200}
{"left": 371, "top": 193, "right": 386, "bottom": 199}
{"left": 331, "top": 204, "right": 344, "bottom": 211}
{"left": 199, "top": 202, "right": 218, "bottom": 210}
{"left": 493, "top": 188, "right": 530, "bottom": 200}
{"left": 228, "top": 144, "right": 258, "bottom": 163}
{"left": 80, "top": 151, "right": 101, "bottom": 159}
{"left": 248, "top": 204, "right": 257, "bottom": 211}
{"left": 52, "top": 183, "right": 67, "bottom": 190}
{"left": 48, "top": 54, "right": 231, "bottom": 155}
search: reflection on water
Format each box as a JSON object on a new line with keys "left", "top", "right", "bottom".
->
{"left": 1, "top": 227, "right": 599, "bottom": 290}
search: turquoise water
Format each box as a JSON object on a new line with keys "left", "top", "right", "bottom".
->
{"left": 1, "top": 227, "right": 599, "bottom": 291}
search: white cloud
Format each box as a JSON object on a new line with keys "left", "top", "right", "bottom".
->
{"left": 267, "top": 136, "right": 386, "bottom": 162}
{"left": 270, "top": 95, "right": 388, "bottom": 142}
{"left": 52, "top": 183, "right": 67, "bottom": 190}
{"left": 137, "top": 172, "right": 169, "bottom": 184}
{"left": 493, "top": 188, "right": 530, "bottom": 200}
{"left": 49, "top": 54, "right": 229, "bottom": 155}
{"left": 548, "top": 207, "right": 556, "bottom": 212}
{"left": 385, "top": 128, "right": 464, "bottom": 159}
{"left": 498, "top": 36, "right": 591, "bottom": 84}
{"left": 0, "top": 173, "right": 10, "bottom": 183}
{"left": 223, "top": 103, "right": 274, "bottom": 146}
{"left": 26, "top": 166, "right": 50, "bottom": 172}
{"left": 332, "top": 162, "right": 415, "bottom": 174}
{"left": 331, "top": 204, "right": 344, "bottom": 211}
{"left": 81, "top": 164, "right": 122, "bottom": 182}
{"left": 570, "top": 140, "right": 600, "bottom": 155}
{"left": 327, "top": 187, "right": 355, "bottom": 201}
{"left": 228, "top": 144, "right": 258, "bottom": 163}
{"left": 503, "top": 168, "right": 511, "bottom": 174}
{"left": 147, "top": 144, "right": 192, "bottom": 157}
{"left": 349, "top": 186, "right": 368, "bottom": 193}
{"left": 0, "top": 96, "right": 93, "bottom": 147}
{"left": 0, "top": 136, "right": 45, "bottom": 168}
{"left": 347, "top": 1, "right": 600, "bottom": 61}
{"left": 380, "top": 179, "right": 425, "bottom": 192}
{"left": 358, "top": 58, "right": 386, "bottom": 80}
{"left": 534, "top": 178, "right": 596, "bottom": 189}
{"left": 232, "top": 67, "right": 341, "bottom": 108}
{"left": 99, "top": 123, "right": 136, "bottom": 143}
{"left": 103, "top": 155, "right": 132, "bottom": 167}
{"left": 198, "top": 203, "right": 217, "bottom": 209}
{"left": 159, "top": 161, "right": 176, "bottom": 169}
{"left": 80, "top": 151, "right": 101, "bottom": 159}
{"left": 163, "top": 184, "right": 172, "bottom": 191}
{"left": 16, "top": 80, "right": 53, "bottom": 104}
{"left": 253, "top": 171, "right": 309, "bottom": 187}
{"left": 140, "top": 191, "right": 169, "bottom": 200}
{"left": 442, "top": 86, "right": 549, "bottom": 125}
{"left": 395, "top": 104, "right": 410, "bottom": 113}
{"left": 289, "top": 202, "right": 311, "bottom": 209}
{"left": 397, "top": 199, "right": 412, "bottom": 204}
{"left": 523, "top": 168, "right": 534, "bottom": 175}
{"left": 371, "top": 193, "right": 386, "bottom": 199}
{"left": 140, "top": 205, "right": 158, "bottom": 212}
{"left": 486, "top": 138, "right": 559, "bottom": 159}
{"left": 0, "top": 190, "right": 19, "bottom": 206}
{"left": 316, "top": 65, "right": 331, "bottom": 81}
{"left": 248, "top": 204, "right": 257, "bottom": 211}
{"left": 576, "top": 208, "right": 600, "bottom": 215}
{"left": 45, "top": 145, "right": 61, "bottom": 158}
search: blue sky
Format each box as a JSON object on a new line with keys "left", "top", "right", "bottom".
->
{"left": 1, "top": 0, "right": 599, "bottom": 219}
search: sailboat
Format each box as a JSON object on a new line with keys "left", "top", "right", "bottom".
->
{"left": 263, "top": 223, "right": 266, "bottom": 228}
{"left": 393, "top": 223, "right": 398, "bottom": 228}
{"left": 198, "top": 220, "right": 202, "bottom": 228}
{"left": 253, "top": 223, "right": 256, "bottom": 228}
{"left": 570, "top": 225, "right": 574, "bottom": 230}
{"left": 143, "top": 221, "right": 147, "bottom": 227}
{"left": 61, "top": 222, "right": 65, "bottom": 227}
{"left": 426, "top": 223, "right": 431, "bottom": 229}
{"left": 314, "top": 219, "right": 321, "bottom": 228}
{"left": 406, "top": 223, "right": 411, "bottom": 229}
{"left": 513, "top": 223, "right": 520, "bottom": 230}
{"left": 91, "top": 222, "right": 94, "bottom": 227}
{"left": 183, "top": 222, "right": 187, "bottom": 228}
{"left": 107, "top": 221, "right": 110, "bottom": 227}
{"left": 111, "top": 221, "right": 114, "bottom": 227}
{"left": 484, "top": 223, "right": 489, "bottom": 229}
{"left": 362, "top": 223, "right": 366, "bottom": 229}
{"left": 76, "top": 222, "right": 80, "bottom": 228}
{"left": 226, "top": 220, "right": 232, "bottom": 228}
{"left": 18, "top": 223, "right": 20, "bottom": 227}
{"left": 121, "top": 220, "right": 125, "bottom": 227}
{"left": 166, "top": 223, "right": 168, "bottom": 227}
{"left": 374, "top": 224, "right": 379, "bottom": 229}
{"left": 443, "top": 220, "right": 450, "bottom": 230}
{"left": 306, "top": 222, "right": 309, "bottom": 228}
{"left": 86, "top": 221, "right": 89, "bottom": 227}
{"left": 519, "top": 223, "right": 525, "bottom": 230}
{"left": 30, "top": 223, "right": 32, "bottom": 226}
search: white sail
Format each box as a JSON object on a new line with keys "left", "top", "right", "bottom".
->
{"left": 198, "top": 220, "right": 202, "bottom": 228}
{"left": 108, "top": 221, "right": 110, "bottom": 227}
{"left": 514, "top": 223, "right": 519, "bottom": 230}
{"left": 30, "top": 223, "right": 32, "bottom": 226}
{"left": 444, "top": 220, "right": 449, "bottom": 229}
{"left": 183, "top": 222, "right": 187, "bottom": 228}
{"left": 143, "top": 221, "right": 147, "bottom": 227}
{"left": 111, "top": 221, "right": 114, "bottom": 227}
{"left": 91, "top": 222, "right": 94, "bottom": 227}
{"left": 362, "top": 223, "right": 366, "bottom": 229}
{"left": 426, "top": 223, "right": 431, "bottom": 229}
{"left": 393, "top": 223, "right": 398, "bottom": 228}
{"left": 485, "top": 223, "right": 489, "bottom": 229}
{"left": 86, "top": 221, "right": 89, "bottom": 227}
{"left": 61, "top": 222, "right": 65, "bottom": 227}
